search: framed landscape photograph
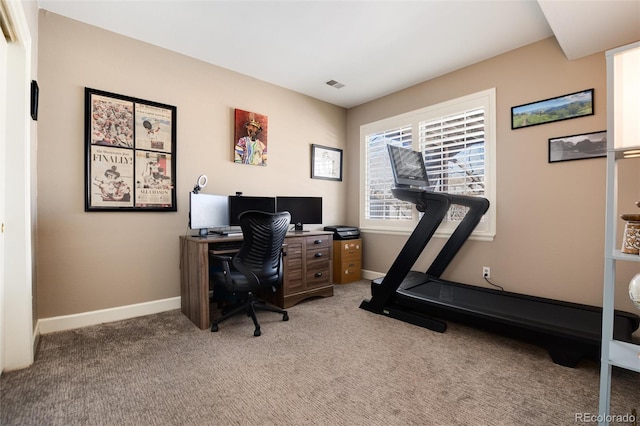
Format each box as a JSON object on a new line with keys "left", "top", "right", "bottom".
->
{"left": 511, "top": 89, "right": 594, "bottom": 130}
{"left": 548, "top": 130, "right": 606, "bottom": 163}
{"left": 85, "top": 87, "right": 177, "bottom": 211}
{"left": 311, "top": 144, "right": 342, "bottom": 181}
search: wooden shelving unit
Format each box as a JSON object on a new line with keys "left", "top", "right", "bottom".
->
{"left": 597, "top": 41, "right": 640, "bottom": 426}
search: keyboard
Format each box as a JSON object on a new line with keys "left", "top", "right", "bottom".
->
{"left": 209, "top": 226, "right": 242, "bottom": 235}
{"left": 210, "top": 240, "right": 244, "bottom": 253}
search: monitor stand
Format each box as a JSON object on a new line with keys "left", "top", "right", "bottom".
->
{"left": 292, "top": 222, "right": 309, "bottom": 233}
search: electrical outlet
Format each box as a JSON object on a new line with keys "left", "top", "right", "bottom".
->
{"left": 483, "top": 266, "right": 491, "bottom": 279}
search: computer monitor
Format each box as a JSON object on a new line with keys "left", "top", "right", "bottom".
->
{"left": 276, "top": 196, "right": 322, "bottom": 232}
{"left": 189, "top": 193, "right": 230, "bottom": 237}
{"left": 228, "top": 195, "right": 277, "bottom": 226}
{"left": 387, "top": 144, "right": 430, "bottom": 188}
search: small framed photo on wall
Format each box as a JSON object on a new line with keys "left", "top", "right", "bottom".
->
{"left": 548, "top": 130, "right": 607, "bottom": 163}
{"left": 311, "top": 144, "right": 342, "bottom": 181}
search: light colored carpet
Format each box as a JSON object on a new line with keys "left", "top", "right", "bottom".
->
{"left": 1, "top": 280, "right": 638, "bottom": 425}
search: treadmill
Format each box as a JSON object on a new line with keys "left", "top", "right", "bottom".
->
{"left": 360, "top": 145, "right": 639, "bottom": 367}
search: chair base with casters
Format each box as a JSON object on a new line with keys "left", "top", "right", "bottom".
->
{"left": 211, "top": 292, "right": 289, "bottom": 336}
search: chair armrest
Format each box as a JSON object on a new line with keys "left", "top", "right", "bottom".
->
{"left": 232, "top": 259, "right": 261, "bottom": 289}
{"left": 210, "top": 254, "right": 233, "bottom": 286}
{"left": 210, "top": 253, "right": 233, "bottom": 263}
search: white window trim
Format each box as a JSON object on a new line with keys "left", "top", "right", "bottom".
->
{"left": 359, "top": 88, "right": 496, "bottom": 241}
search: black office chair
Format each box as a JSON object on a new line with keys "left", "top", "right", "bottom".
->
{"left": 210, "top": 210, "right": 291, "bottom": 336}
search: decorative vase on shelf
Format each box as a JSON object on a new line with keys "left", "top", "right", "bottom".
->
{"left": 621, "top": 201, "right": 640, "bottom": 255}
{"left": 621, "top": 215, "right": 640, "bottom": 254}
{"left": 630, "top": 273, "right": 640, "bottom": 311}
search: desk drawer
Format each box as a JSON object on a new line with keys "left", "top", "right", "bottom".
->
{"left": 306, "top": 247, "right": 330, "bottom": 265}
{"left": 340, "top": 250, "right": 361, "bottom": 263}
{"left": 306, "top": 262, "right": 331, "bottom": 289}
{"left": 306, "top": 235, "right": 331, "bottom": 249}
{"left": 335, "top": 260, "right": 361, "bottom": 284}
{"left": 335, "top": 240, "right": 361, "bottom": 257}
{"left": 339, "top": 240, "right": 361, "bottom": 252}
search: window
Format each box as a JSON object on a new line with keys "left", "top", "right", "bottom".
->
{"left": 360, "top": 88, "right": 496, "bottom": 240}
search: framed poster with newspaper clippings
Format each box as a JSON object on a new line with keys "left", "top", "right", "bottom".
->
{"left": 84, "top": 87, "right": 177, "bottom": 211}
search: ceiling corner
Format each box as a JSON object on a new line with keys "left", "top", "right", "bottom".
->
{"left": 538, "top": 0, "right": 640, "bottom": 60}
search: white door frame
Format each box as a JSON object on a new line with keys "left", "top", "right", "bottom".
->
{"left": 0, "top": 1, "right": 8, "bottom": 374}
{"left": 1, "top": 0, "right": 34, "bottom": 372}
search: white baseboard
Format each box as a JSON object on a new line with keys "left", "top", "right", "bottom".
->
{"left": 34, "top": 273, "right": 383, "bottom": 336}
{"left": 36, "top": 297, "right": 181, "bottom": 335}
{"left": 34, "top": 273, "right": 383, "bottom": 335}
{"left": 362, "top": 269, "right": 384, "bottom": 281}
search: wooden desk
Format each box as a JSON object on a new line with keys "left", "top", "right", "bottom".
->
{"left": 179, "top": 231, "right": 334, "bottom": 330}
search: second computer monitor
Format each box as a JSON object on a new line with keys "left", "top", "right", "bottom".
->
{"left": 276, "top": 196, "right": 322, "bottom": 232}
{"left": 189, "top": 192, "right": 230, "bottom": 236}
{"left": 228, "top": 195, "right": 277, "bottom": 226}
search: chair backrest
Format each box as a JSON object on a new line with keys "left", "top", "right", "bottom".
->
{"left": 233, "top": 210, "right": 291, "bottom": 287}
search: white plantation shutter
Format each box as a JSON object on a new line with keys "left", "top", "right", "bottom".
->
{"left": 365, "top": 126, "right": 413, "bottom": 221}
{"left": 420, "top": 108, "right": 486, "bottom": 222}
{"left": 360, "top": 88, "right": 496, "bottom": 239}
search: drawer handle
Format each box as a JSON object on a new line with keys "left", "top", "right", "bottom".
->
{"left": 314, "top": 272, "right": 323, "bottom": 278}
{"left": 314, "top": 239, "right": 323, "bottom": 245}
{"left": 314, "top": 252, "right": 323, "bottom": 258}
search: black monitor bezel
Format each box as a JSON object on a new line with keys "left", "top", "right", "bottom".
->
{"left": 228, "top": 195, "right": 277, "bottom": 226}
{"left": 276, "top": 196, "right": 322, "bottom": 231}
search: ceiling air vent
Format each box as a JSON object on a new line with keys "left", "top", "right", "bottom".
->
{"left": 326, "top": 79, "right": 345, "bottom": 89}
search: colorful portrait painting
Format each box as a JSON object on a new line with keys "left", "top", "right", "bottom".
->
{"left": 234, "top": 109, "right": 268, "bottom": 166}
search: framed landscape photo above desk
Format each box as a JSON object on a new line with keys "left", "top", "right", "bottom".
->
{"left": 84, "top": 88, "right": 177, "bottom": 211}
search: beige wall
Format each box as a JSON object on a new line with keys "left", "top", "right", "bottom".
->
{"left": 37, "top": 12, "right": 347, "bottom": 318}
{"left": 37, "top": 12, "right": 638, "bottom": 320}
{"left": 347, "top": 37, "right": 639, "bottom": 312}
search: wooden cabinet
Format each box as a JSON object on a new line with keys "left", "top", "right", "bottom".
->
{"left": 333, "top": 239, "right": 362, "bottom": 284}
{"left": 267, "top": 231, "right": 334, "bottom": 308}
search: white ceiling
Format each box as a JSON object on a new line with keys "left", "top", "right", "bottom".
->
{"left": 38, "top": 0, "right": 640, "bottom": 109}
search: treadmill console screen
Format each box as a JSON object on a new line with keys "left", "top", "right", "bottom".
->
{"left": 387, "top": 145, "right": 430, "bottom": 188}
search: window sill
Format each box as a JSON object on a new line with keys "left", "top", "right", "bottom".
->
{"left": 359, "top": 226, "right": 495, "bottom": 242}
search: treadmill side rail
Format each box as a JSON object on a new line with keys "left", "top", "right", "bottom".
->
{"left": 363, "top": 190, "right": 450, "bottom": 313}
{"left": 426, "top": 194, "right": 489, "bottom": 277}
